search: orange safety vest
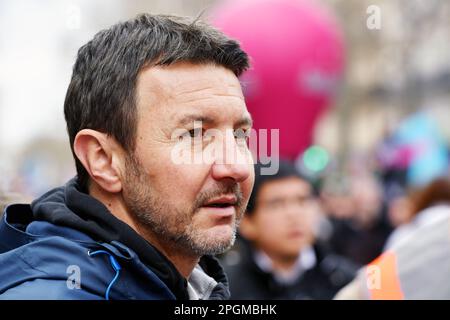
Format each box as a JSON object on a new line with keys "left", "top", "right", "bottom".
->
{"left": 366, "top": 251, "right": 404, "bottom": 300}
{"left": 364, "top": 206, "right": 450, "bottom": 300}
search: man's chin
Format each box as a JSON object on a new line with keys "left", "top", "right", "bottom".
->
{"left": 210, "top": 222, "right": 237, "bottom": 239}
{"left": 190, "top": 225, "right": 236, "bottom": 255}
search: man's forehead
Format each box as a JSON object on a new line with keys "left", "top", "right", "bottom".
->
{"left": 137, "top": 63, "right": 248, "bottom": 124}
{"left": 139, "top": 62, "right": 244, "bottom": 97}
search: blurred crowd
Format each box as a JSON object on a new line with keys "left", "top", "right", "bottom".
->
{"left": 221, "top": 153, "right": 450, "bottom": 299}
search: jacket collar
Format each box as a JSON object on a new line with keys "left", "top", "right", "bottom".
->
{"left": 25, "top": 177, "right": 229, "bottom": 300}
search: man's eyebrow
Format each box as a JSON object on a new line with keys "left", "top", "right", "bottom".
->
{"left": 235, "top": 115, "right": 253, "bottom": 128}
{"left": 176, "top": 114, "right": 215, "bottom": 126}
{"left": 176, "top": 114, "right": 253, "bottom": 128}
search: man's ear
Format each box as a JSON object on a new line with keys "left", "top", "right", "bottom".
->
{"left": 73, "top": 129, "right": 124, "bottom": 193}
{"left": 239, "top": 213, "right": 258, "bottom": 241}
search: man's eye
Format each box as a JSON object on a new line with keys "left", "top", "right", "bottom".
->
{"left": 187, "top": 127, "right": 203, "bottom": 138}
{"left": 234, "top": 128, "right": 250, "bottom": 141}
{"left": 178, "top": 128, "right": 204, "bottom": 142}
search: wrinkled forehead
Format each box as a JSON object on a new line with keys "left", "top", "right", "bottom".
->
{"left": 136, "top": 62, "right": 249, "bottom": 126}
{"left": 138, "top": 62, "right": 244, "bottom": 96}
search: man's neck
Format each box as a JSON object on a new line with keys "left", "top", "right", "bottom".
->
{"left": 135, "top": 223, "right": 200, "bottom": 278}
{"left": 255, "top": 248, "right": 299, "bottom": 273}
{"left": 89, "top": 184, "right": 199, "bottom": 278}
{"left": 269, "top": 254, "right": 299, "bottom": 274}
{"left": 255, "top": 246, "right": 317, "bottom": 284}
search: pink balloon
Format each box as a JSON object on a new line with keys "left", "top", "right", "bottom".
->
{"left": 210, "top": 0, "right": 345, "bottom": 159}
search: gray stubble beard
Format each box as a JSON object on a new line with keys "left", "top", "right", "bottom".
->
{"left": 122, "top": 154, "right": 246, "bottom": 257}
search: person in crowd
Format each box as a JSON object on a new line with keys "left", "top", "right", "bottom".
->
{"left": 384, "top": 178, "right": 450, "bottom": 249}
{"left": 223, "top": 160, "right": 358, "bottom": 299}
{"left": 335, "top": 178, "right": 450, "bottom": 299}
{"left": 321, "top": 173, "right": 392, "bottom": 265}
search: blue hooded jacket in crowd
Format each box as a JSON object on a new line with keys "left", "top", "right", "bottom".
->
{"left": 0, "top": 178, "right": 230, "bottom": 300}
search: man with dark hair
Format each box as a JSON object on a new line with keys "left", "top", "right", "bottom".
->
{"left": 223, "top": 160, "right": 357, "bottom": 299}
{"left": 0, "top": 14, "right": 254, "bottom": 300}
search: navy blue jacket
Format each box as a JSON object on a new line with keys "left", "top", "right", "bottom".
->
{"left": 0, "top": 179, "right": 230, "bottom": 300}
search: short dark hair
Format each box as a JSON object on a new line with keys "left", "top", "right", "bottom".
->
{"left": 410, "top": 178, "right": 450, "bottom": 216}
{"left": 246, "top": 160, "right": 311, "bottom": 215}
{"left": 64, "top": 13, "right": 250, "bottom": 189}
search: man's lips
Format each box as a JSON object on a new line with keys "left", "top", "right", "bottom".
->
{"left": 200, "top": 195, "right": 237, "bottom": 218}
{"left": 203, "top": 195, "right": 237, "bottom": 207}
{"left": 287, "top": 230, "right": 305, "bottom": 239}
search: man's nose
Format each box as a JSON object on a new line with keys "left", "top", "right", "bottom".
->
{"left": 211, "top": 131, "right": 252, "bottom": 183}
{"left": 211, "top": 161, "right": 251, "bottom": 183}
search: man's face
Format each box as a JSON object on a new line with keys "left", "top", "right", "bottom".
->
{"left": 122, "top": 62, "right": 254, "bottom": 257}
{"left": 244, "top": 177, "right": 319, "bottom": 259}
